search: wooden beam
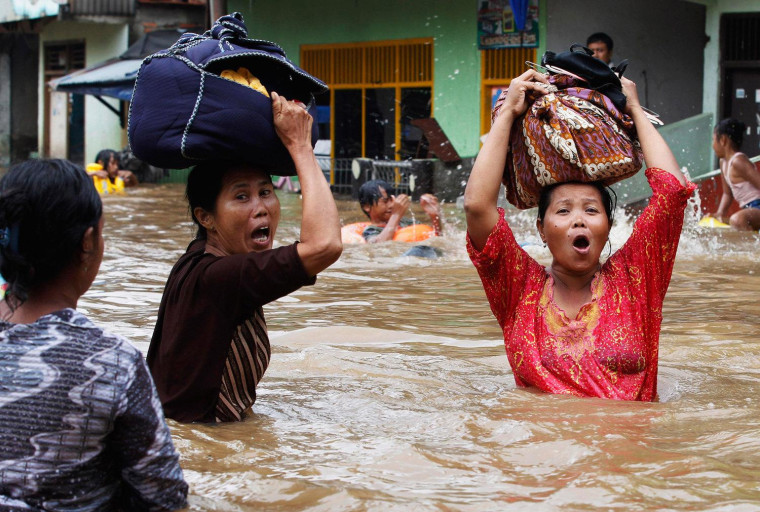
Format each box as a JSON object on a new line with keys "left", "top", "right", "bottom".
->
{"left": 209, "top": 0, "right": 227, "bottom": 25}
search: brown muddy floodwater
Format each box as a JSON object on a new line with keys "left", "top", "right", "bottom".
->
{"left": 81, "top": 184, "right": 760, "bottom": 511}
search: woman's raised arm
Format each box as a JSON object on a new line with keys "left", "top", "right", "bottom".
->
{"left": 272, "top": 92, "right": 342, "bottom": 276}
{"left": 621, "top": 77, "right": 686, "bottom": 186}
{"left": 464, "top": 70, "right": 549, "bottom": 250}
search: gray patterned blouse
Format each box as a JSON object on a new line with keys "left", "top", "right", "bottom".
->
{"left": 0, "top": 309, "right": 188, "bottom": 511}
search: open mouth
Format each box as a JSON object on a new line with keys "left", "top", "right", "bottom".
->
{"left": 572, "top": 235, "right": 590, "bottom": 250}
{"left": 252, "top": 226, "right": 270, "bottom": 243}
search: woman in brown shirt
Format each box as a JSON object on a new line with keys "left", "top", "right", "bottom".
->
{"left": 148, "top": 92, "right": 342, "bottom": 423}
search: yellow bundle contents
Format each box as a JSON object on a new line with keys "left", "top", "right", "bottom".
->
{"left": 220, "top": 67, "right": 269, "bottom": 97}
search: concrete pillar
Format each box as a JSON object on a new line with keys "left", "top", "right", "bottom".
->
{"left": 0, "top": 52, "right": 11, "bottom": 168}
{"left": 209, "top": 0, "right": 228, "bottom": 25}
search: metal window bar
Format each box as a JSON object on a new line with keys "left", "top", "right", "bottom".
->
{"left": 328, "top": 158, "right": 355, "bottom": 195}
{"left": 300, "top": 40, "right": 434, "bottom": 180}
{"left": 316, "top": 158, "right": 413, "bottom": 196}
{"left": 302, "top": 39, "right": 433, "bottom": 87}
{"left": 69, "top": 0, "right": 136, "bottom": 15}
{"left": 368, "top": 160, "right": 412, "bottom": 195}
{"left": 480, "top": 46, "right": 537, "bottom": 137}
{"left": 722, "top": 13, "right": 760, "bottom": 62}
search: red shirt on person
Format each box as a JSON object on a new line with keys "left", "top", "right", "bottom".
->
{"left": 467, "top": 168, "right": 696, "bottom": 400}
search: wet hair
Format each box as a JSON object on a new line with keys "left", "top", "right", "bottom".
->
{"left": 358, "top": 179, "right": 393, "bottom": 218}
{"left": 95, "top": 149, "right": 117, "bottom": 167}
{"left": 714, "top": 118, "right": 745, "bottom": 150}
{"left": 586, "top": 32, "right": 613, "bottom": 51}
{"left": 537, "top": 181, "right": 616, "bottom": 225}
{"left": 186, "top": 161, "right": 272, "bottom": 240}
{"left": 0, "top": 159, "right": 102, "bottom": 310}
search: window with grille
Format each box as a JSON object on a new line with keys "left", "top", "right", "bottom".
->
{"left": 301, "top": 39, "right": 434, "bottom": 190}
{"left": 721, "top": 13, "right": 760, "bottom": 64}
{"left": 480, "top": 47, "right": 536, "bottom": 136}
{"left": 302, "top": 38, "right": 433, "bottom": 87}
{"left": 44, "top": 42, "right": 85, "bottom": 77}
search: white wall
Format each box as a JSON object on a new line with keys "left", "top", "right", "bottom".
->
{"left": 39, "top": 21, "right": 128, "bottom": 163}
{"left": 545, "top": 0, "right": 706, "bottom": 125}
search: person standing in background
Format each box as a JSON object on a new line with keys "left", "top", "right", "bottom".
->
{"left": 586, "top": 32, "right": 615, "bottom": 68}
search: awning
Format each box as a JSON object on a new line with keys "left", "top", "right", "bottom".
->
{"left": 50, "top": 58, "right": 142, "bottom": 101}
{"left": 50, "top": 29, "right": 185, "bottom": 102}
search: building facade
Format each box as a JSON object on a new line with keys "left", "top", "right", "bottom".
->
{"left": 229, "top": 0, "right": 759, "bottom": 174}
{"left": 1, "top": 0, "right": 759, "bottom": 189}
{"left": 0, "top": 0, "right": 207, "bottom": 168}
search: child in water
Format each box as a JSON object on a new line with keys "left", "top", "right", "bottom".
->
{"left": 710, "top": 118, "right": 760, "bottom": 231}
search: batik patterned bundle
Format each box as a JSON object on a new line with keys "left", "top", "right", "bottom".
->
{"left": 493, "top": 74, "right": 643, "bottom": 209}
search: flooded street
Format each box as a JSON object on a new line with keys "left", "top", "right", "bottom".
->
{"left": 81, "top": 184, "right": 760, "bottom": 510}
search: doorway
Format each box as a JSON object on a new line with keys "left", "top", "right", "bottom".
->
{"left": 720, "top": 13, "right": 760, "bottom": 158}
{"left": 43, "top": 41, "right": 85, "bottom": 161}
{"left": 723, "top": 68, "right": 760, "bottom": 158}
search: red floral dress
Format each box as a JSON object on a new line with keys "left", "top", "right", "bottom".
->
{"left": 467, "top": 168, "right": 696, "bottom": 400}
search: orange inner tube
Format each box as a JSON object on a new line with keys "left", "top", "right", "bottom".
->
{"left": 392, "top": 224, "right": 435, "bottom": 242}
{"left": 341, "top": 222, "right": 370, "bottom": 244}
{"left": 340, "top": 222, "right": 436, "bottom": 244}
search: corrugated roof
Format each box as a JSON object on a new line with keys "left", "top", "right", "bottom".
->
{"left": 69, "top": 0, "right": 135, "bottom": 16}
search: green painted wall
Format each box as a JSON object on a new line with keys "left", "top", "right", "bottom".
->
{"left": 229, "top": 0, "right": 483, "bottom": 156}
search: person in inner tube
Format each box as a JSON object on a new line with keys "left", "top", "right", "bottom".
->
{"left": 357, "top": 179, "right": 442, "bottom": 243}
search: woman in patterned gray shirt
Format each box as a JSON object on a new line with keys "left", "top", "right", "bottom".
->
{"left": 0, "top": 159, "right": 188, "bottom": 511}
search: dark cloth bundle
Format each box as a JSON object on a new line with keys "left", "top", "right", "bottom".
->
{"left": 128, "top": 12, "right": 327, "bottom": 174}
{"left": 541, "top": 44, "right": 629, "bottom": 112}
{"left": 492, "top": 45, "right": 642, "bottom": 209}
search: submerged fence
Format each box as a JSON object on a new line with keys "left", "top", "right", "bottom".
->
{"left": 153, "top": 157, "right": 437, "bottom": 200}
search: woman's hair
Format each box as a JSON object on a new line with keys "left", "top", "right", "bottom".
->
{"left": 537, "top": 181, "right": 616, "bottom": 225}
{"left": 714, "top": 118, "right": 745, "bottom": 150}
{"left": 95, "top": 149, "right": 117, "bottom": 167}
{"left": 0, "top": 159, "right": 102, "bottom": 309}
{"left": 186, "top": 161, "right": 271, "bottom": 239}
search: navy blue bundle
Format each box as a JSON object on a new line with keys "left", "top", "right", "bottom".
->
{"left": 128, "top": 13, "right": 328, "bottom": 174}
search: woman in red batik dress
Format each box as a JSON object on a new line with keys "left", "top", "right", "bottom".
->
{"left": 464, "top": 69, "right": 696, "bottom": 400}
